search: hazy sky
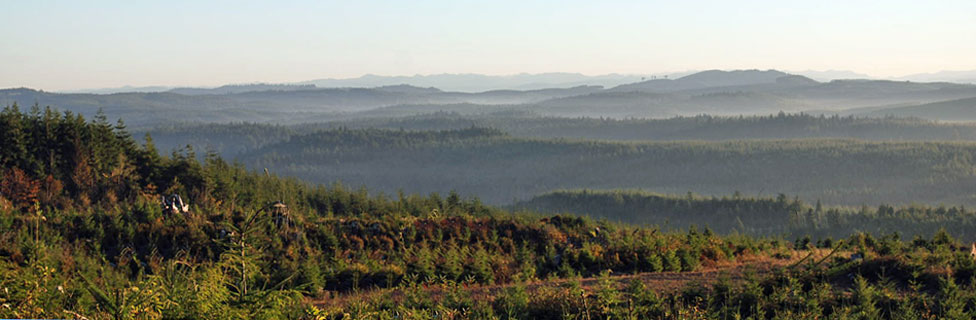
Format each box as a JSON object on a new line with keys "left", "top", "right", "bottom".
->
{"left": 2, "top": 0, "right": 975, "bottom": 91}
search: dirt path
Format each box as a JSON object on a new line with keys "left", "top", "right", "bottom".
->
{"left": 311, "top": 249, "right": 836, "bottom": 308}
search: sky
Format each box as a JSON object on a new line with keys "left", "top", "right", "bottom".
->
{"left": 2, "top": 0, "right": 975, "bottom": 91}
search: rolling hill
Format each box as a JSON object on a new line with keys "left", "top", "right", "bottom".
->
{"left": 235, "top": 127, "right": 976, "bottom": 206}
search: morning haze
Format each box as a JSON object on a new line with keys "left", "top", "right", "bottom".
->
{"left": 5, "top": 1, "right": 976, "bottom": 319}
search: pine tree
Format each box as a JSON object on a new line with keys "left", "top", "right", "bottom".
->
{"left": 0, "top": 104, "right": 29, "bottom": 169}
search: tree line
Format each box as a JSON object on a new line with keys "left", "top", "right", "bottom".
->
{"left": 514, "top": 189, "right": 976, "bottom": 241}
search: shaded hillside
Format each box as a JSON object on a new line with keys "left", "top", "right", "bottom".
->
{"left": 238, "top": 128, "right": 976, "bottom": 205}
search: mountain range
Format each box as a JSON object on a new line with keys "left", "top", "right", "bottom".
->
{"left": 4, "top": 69, "right": 976, "bottom": 128}
{"left": 62, "top": 72, "right": 674, "bottom": 94}
{"left": 60, "top": 69, "right": 976, "bottom": 95}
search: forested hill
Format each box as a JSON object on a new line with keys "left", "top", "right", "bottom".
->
{"left": 513, "top": 190, "right": 976, "bottom": 241}
{"left": 239, "top": 127, "right": 976, "bottom": 206}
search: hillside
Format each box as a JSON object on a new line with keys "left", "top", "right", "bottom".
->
{"left": 236, "top": 127, "right": 976, "bottom": 206}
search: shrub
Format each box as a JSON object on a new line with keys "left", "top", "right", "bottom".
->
{"left": 662, "top": 250, "right": 681, "bottom": 272}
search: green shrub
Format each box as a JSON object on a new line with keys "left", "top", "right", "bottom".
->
{"left": 662, "top": 250, "right": 681, "bottom": 272}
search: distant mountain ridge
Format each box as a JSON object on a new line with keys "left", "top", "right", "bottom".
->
{"left": 537, "top": 70, "right": 976, "bottom": 118}
{"left": 60, "top": 73, "right": 665, "bottom": 94}
{"left": 64, "top": 85, "right": 174, "bottom": 94}
{"left": 168, "top": 83, "right": 318, "bottom": 95}
{"left": 895, "top": 70, "right": 976, "bottom": 84}
{"left": 59, "top": 69, "right": 976, "bottom": 95}
{"left": 6, "top": 69, "right": 976, "bottom": 127}
{"left": 298, "top": 72, "right": 665, "bottom": 92}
